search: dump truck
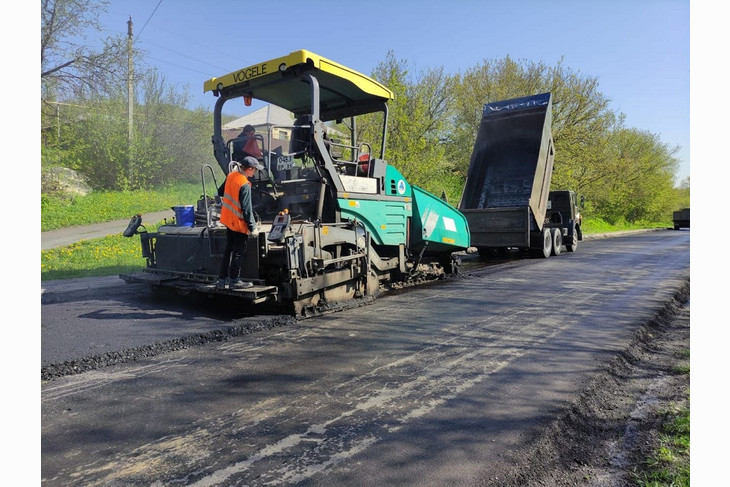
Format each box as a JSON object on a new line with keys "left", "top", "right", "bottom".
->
{"left": 673, "top": 208, "right": 690, "bottom": 230}
{"left": 458, "top": 92, "right": 582, "bottom": 258}
{"left": 121, "top": 50, "right": 469, "bottom": 317}
{"left": 547, "top": 189, "right": 583, "bottom": 251}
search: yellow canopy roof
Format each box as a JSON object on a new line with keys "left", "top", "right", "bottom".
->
{"left": 203, "top": 50, "right": 394, "bottom": 119}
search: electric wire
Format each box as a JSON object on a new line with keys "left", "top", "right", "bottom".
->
{"left": 135, "top": 0, "right": 164, "bottom": 40}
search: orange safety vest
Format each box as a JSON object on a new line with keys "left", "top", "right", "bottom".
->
{"left": 220, "top": 172, "right": 251, "bottom": 234}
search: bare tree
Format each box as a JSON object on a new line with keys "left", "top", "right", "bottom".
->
{"left": 41, "top": 0, "right": 127, "bottom": 104}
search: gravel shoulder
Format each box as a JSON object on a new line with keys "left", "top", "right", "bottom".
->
{"left": 483, "top": 282, "right": 690, "bottom": 486}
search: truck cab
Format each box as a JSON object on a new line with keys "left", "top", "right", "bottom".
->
{"left": 547, "top": 190, "right": 583, "bottom": 251}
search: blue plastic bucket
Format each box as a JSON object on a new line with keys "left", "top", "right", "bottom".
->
{"left": 172, "top": 205, "right": 195, "bottom": 227}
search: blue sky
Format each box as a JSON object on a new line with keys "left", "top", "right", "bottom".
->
{"left": 95, "top": 0, "right": 691, "bottom": 183}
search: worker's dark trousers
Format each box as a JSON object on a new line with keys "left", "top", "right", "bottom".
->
{"left": 218, "top": 228, "right": 249, "bottom": 280}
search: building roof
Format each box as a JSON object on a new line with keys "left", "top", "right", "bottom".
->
{"left": 223, "top": 104, "right": 295, "bottom": 131}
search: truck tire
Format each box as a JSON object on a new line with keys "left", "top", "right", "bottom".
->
{"left": 566, "top": 224, "right": 578, "bottom": 252}
{"left": 532, "top": 228, "right": 552, "bottom": 258}
{"left": 551, "top": 228, "right": 562, "bottom": 256}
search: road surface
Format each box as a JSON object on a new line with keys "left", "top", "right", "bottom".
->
{"left": 41, "top": 230, "right": 689, "bottom": 486}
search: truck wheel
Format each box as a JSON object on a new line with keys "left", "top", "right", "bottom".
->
{"left": 533, "top": 228, "right": 552, "bottom": 258}
{"left": 566, "top": 225, "right": 578, "bottom": 252}
{"left": 551, "top": 228, "right": 562, "bottom": 256}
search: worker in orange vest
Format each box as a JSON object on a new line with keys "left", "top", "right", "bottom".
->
{"left": 216, "top": 156, "right": 264, "bottom": 289}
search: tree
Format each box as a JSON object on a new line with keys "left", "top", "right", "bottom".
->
{"left": 674, "top": 177, "right": 690, "bottom": 211}
{"left": 364, "top": 51, "right": 455, "bottom": 197}
{"left": 41, "top": 0, "right": 127, "bottom": 112}
{"left": 448, "top": 56, "right": 550, "bottom": 179}
{"left": 448, "top": 56, "right": 616, "bottom": 196}
{"left": 590, "top": 128, "right": 680, "bottom": 224}
{"left": 544, "top": 60, "right": 617, "bottom": 194}
{"left": 40, "top": 0, "right": 211, "bottom": 192}
{"left": 133, "top": 71, "right": 212, "bottom": 188}
{"left": 50, "top": 69, "right": 211, "bottom": 191}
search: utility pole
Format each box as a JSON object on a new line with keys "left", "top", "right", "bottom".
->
{"left": 127, "top": 16, "right": 135, "bottom": 185}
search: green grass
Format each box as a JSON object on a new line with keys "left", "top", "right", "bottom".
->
{"left": 581, "top": 217, "right": 671, "bottom": 234}
{"left": 633, "top": 402, "right": 690, "bottom": 486}
{"left": 633, "top": 350, "right": 690, "bottom": 487}
{"left": 41, "top": 230, "right": 157, "bottom": 281}
{"left": 40, "top": 184, "right": 202, "bottom": 281}
{"left": 41, "top": 182, "right": 204, "bottom": 231}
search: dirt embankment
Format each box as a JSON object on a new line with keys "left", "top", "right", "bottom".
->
{"left": 484, "top": 281, "right": 690, "bottom": 486}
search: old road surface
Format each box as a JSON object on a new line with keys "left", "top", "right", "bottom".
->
{"left": 41, "top": 229, "right": 690, "bottom": 486}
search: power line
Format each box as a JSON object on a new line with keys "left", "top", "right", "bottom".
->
{"left": 101, "top": 1, "right": 251, "bottom": 81}
{"left": 136, "top": 0, "right": 164, "bottom": 40}
{"left": 144, "top": 42, "right": 230, "bottom": 73}
{"left": 124, "top": 0, "right": 236, "bottom": 78}
{"left": 146, "top": 55, "right": 217, "bottom": 78}
{"left": 147, "top": 24, "right": 250, "bottom": 67}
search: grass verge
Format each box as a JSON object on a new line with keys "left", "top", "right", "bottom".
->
{"left": 41, "top": 232, "right": 154, "bottom": 281}
{"left": 634, "top": 404, "right": 690, "bottom": 486}
{"left": 633, "top": 351, "right": 690, "bottom": 487}
{"left": 41, "top": 183, "right": 204, "bottom": 231}
{"left": 581, "top": 217, "right": 671, "bottom": 234}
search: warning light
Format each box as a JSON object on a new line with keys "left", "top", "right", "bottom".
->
{"left": 244, "top": 95, "right": 252, "bottom": 106}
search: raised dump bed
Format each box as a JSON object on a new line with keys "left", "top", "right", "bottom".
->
{"left": 459, "top": 92, "right": 557, "bottom": 256}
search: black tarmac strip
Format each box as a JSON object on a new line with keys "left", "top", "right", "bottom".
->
{"left": 40, "top": 274, "right": 464, "bottom": 382}
{"left": 41, "top": 315, "right": 297, "bottom": 381}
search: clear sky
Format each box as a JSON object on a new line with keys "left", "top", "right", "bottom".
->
{"left": 94, "top": 0, "right": 691, "bottom": 183}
